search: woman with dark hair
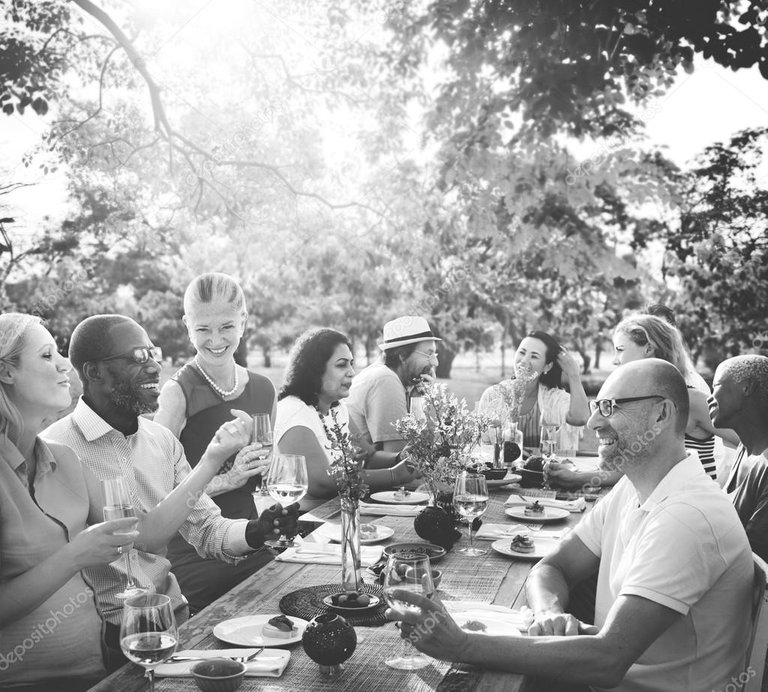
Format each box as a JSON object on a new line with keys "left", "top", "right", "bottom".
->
{"left": 275, "top": 328, "right": 417, "bottom": 509}
{"left": 477, "top": 331, "right": 589, "bottom": 450}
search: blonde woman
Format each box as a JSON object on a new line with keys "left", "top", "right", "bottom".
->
{"left": 0, "top": 314, "right": 139, "bottom": 691}
{"left": 155, "top": 273, "right": 275, "bottom": 612}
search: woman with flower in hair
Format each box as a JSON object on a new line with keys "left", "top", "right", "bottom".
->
{"left": 155, "top": 272, "right": 274, "bottom": 613}
{"left": 275, "top": 328, "right": 417, "bottom": 510}
{"left": 477, "top": 330, "right": 590, "bottom": 451}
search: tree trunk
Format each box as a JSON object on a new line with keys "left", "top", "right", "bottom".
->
{"left": 435, "top": 343, "right": 456, "bottom": 379}
{"left": 262, "top": 345, "right": 272, "bottom": 368}
{"left": 594, "top": 341, "right": 602, "bottom": 370}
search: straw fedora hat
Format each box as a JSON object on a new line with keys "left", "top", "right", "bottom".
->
{"left": 378, "top": 316, "right": 441, "bottom": 351}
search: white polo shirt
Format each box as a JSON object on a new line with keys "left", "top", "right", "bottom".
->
{"left": 575, "top": 454, "right": 753, "bottom": 692}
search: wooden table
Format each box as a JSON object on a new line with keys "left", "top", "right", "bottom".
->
{"left": 88, "top": 470, "right": 603, "bottom": 692}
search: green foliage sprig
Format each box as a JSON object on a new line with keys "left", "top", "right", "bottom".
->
{"left": 394, "top": 382, "right": 491, "bottom": 485}
{"left": 321, "top": 406, "right": 369, "bottom": 508}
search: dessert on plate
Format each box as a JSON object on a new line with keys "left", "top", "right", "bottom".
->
{"left": 262, "top": 614, "right": 298, "bottom": 639}
{"left": 509, "top": 534, "right": 535, "bottom": 554}
{"left": 524, "top": 500, "right": 545, "bottom": 517}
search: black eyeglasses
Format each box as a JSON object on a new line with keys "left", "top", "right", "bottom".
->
{"left": 101, "top": 346, "right": 162, "bottom": 365}
{"left": 589, "top": 395, "right": 665, "bottom": 417}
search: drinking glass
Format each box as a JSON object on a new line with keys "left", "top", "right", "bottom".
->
{"left": 102, "top": 477, "right": 146, "bottom": 599}
{"left": 382, "top": 553, "right": 435, "bottom": 670}
{"left": 540, "top": 424, "right": 559, "bottom": 490}
{"left": 252, "top": 413, "right": 274, "bottom": 495}
{"left": 453, "top": 471, "right": 489, "bottom": 556}
{"left": 120, "top": 593, "right": 178, "bottom": 692}
{"left": 265, "top": 454, "right": 308, "bottom": 549}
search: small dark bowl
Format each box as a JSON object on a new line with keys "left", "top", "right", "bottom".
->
{"left": 480, "top": 468, "right": 508, "bottom": 481}
{"left": 191, "top": 658, "right": 246, "bottom": 692}
{"left": 519, "top": 469, "right": 545, "bottom": 488}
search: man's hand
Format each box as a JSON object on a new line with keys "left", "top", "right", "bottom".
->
{"left": 245, "top": 503, "right": 300, "bottom": 549}
{"left": 528, "top": 611, "right": 598, "bottom": 637}
{"left": 386, "top": 589, "right": 471, "bottom": 661}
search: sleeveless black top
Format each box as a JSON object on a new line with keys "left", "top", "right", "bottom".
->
{"left": 173, "top": 361, "right": 275, "bottom": 518}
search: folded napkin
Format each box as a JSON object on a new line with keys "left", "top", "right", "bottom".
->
{"left": 475, "top": 523, "right": 571, "bottom": 541}
{"left": 275, "top": 543, "right": 384, "bottom": 566}
{"left": 155, "top": 648, "right": 290, "bottom": 678}
{"left": 443, "top": 601, "right": 533, "bottom": 634}
{"left": 505, "top": 494, "right": 586, "bottom": 513}
{"left": 360, "top": 501, "right": 422, "bottom": 517}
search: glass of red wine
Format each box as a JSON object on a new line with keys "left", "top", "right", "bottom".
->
{"left": 120, "top": 593, "right": 178, "bottom": 692}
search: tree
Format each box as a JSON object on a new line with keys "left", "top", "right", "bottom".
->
{"left": 661, "top": 127, "right": 768, "bottom": 359}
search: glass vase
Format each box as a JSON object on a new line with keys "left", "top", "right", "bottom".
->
{"left": 340, "top": 501, "right": 362, "bottom": 591}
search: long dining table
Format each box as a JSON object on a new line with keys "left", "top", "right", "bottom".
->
{"left": 87, "top": 462, "right": 605, "bottom": 692}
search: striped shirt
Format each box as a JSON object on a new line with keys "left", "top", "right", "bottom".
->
{"left": 685, "top": 433, "right": 717, "bottom": 481}
{"left": 42, "top": 398, "right": 249, "bottom": 626}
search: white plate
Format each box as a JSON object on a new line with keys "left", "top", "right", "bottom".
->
{"left": 369, "top": 491, "right": 430, "bottom": 505}
{"left": 315, "top": 523, "right": 395, "bottom": 545}
{"left": 491, "top": 536, "right": 561, "bottom": 560}
{"left": 213, "top": 615, "right": 308, "bottom": 647}
{"left": 504, "top": 506, "right": 570, "bottom": 523}
{"left": 486, "top": 474, "right": 522, "bottom": 488}
{"left": 444, "top": 601, "right": 529, "bottom": 635}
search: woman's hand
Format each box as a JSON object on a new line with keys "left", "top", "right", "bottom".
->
{"left": 543, "top": 459, "right": 584, "bottom": 489}
{"left": 68, "top": 517, "right": 139, "bottom": 570}
{"left": 207, "top": 443, "right": 271, "bottom": 495}
{"left": 557, "top": 350, "right": 582, "bottom": 380}
{"left": 204, "top": 409, "right": 252, "bottom": 469}
{"left": 245, "top": 503, "right": 300, "bottom": 548}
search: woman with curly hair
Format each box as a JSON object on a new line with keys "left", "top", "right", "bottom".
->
{"left": 275, "top": 328, "right": 417, "bottom": 509}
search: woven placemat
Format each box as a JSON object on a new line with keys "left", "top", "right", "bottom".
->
{"left": 279, "top": 582, "right": 389, "bottom": 627}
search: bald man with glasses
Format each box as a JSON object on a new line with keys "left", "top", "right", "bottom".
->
{"left": 388, "top": 359, "right": 753, "bottom": 691}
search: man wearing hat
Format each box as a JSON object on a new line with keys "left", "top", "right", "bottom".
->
{"left": 347, "top": 316, "right": 440, "bottom": 461}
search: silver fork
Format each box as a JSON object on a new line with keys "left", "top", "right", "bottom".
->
{"left": 169, "top": 647, "right": 264, "bottom": 664}
{"left": 233, "top": 647, "right": 264, "bottom": 663}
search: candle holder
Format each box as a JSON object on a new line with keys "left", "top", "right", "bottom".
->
{"left": 302, "top": 612, "right": 357, "bottom": 676}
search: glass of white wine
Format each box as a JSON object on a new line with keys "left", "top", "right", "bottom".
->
{"left": 252, "top": 413, "right": 274, "bottom": 496}
{"left": 383, "top": 552, "right": 435, "bottom": 670}
{"left": 453, "top": 471, "right": 489, "bottom": 556}
{"left": 265, "top": 454, "right": 307, "bottom": 549}
{"left": 120, "top": 593, "right": 178, "bottom": 692}
{"left": 102, "top": 477, "right": 146, "bottom": 599}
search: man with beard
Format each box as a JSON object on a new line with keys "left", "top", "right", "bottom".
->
{"left": 711, "top": 354, "right": 768, "bottom": 561}
{"left": 387, "top": 360, "right": 753, "bottom": 691}
{"left": 42, "top": 315, "right": 299, "bottom": 668}
{"left": 347, "top": 316, "right": 439, "bottom": 463}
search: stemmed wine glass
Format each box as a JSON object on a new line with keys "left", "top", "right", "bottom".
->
{"left": 102, "top": 477, "right": 146, "bottom": 599}
{"left": 252, "top": 413, "right": 274, "bottom": 496}
{"left": 540, "top": 424, "right": 559, "bottom": 490}
{"left": 120, "top": 593, "right": 178, "bottom": 692}
{"left": 453, "top": 471, "right": 489, "bottom": 556}
{"left": 265, "top": 454, "right": 308, "bottom": 549}
{"left": 383, "top": 553, "right": 435, "bottom": 670}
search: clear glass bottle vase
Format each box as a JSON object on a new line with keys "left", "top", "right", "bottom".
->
{"left": 340, "top": 501, "right": 362, "bottom": 591}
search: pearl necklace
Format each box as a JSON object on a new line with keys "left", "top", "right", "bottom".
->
{"left": 194, "top": 356, "right": 239, "bottom": 398}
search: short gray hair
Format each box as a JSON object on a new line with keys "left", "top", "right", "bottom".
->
{"left": 720, "top": 355, "right": 768, "bottom": 407}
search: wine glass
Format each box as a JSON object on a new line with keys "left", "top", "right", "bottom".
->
{"left": 453, "top": 471, "right": 489, "bottom": 556}
{"left": 382, "top": 553, "right": 435, "bottom": 670}
{"left": 120, "top": 593, "right": 178, "bottom": 692}
{"left": 264, "top": 454, "right": 308, "bottom": 549}
{"left": 540, "top": 424, "right": 559, "bottom": 490}
{"left": 252, "top": 413, "right": 274, "bottom": 496}
{"left": 102, "top": 477, "right": 146, "bottom": 599}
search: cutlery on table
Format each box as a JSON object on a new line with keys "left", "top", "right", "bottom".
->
{"left": 168, "top": 647, "right": 264, "bottom": 663}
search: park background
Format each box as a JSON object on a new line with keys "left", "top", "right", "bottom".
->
{"left": 2, "top": 0, "right": 767, "bottom": 406}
